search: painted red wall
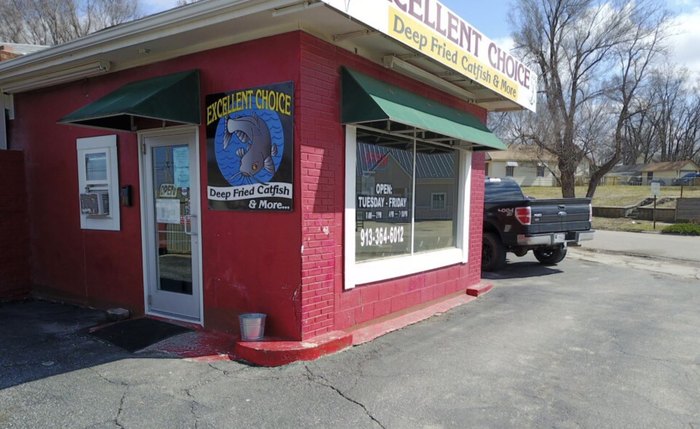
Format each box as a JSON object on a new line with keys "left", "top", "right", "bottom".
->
{"left": 0, "top": 150, "right": 30, "bottom": 300}
{"left": 194, "top": 34, "right": 303, "bottom": 338}
{"left": 298, "top": 33, "right": 487, "bottom": 338}
{"left": 13, "top": 81, "right": 143, "bottom": 309}
{"left": 11, "top": 33, "right": 304, "bottom": 337}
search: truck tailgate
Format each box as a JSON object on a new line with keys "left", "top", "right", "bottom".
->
{"left": 526, "top": 199, "right": 591, "bottom": 234}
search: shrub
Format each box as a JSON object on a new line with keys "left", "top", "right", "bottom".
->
{"left": 661, "top": 223, "right": 700, "bottom": 236}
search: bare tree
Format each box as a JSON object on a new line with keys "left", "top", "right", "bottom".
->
{"left": 89, "top": 0, "right": 139, "bottom": 29}
{"left": 620, "top": 67, "right": 700, "bottom": 166}
{"left": 585, "top": 5, "right": 667, "bottom": 197}
{"left": 0, "top": 1, "right": 25, "bottom": 43}
{"left": 648, "top": 68, "right": 700, "bottom": 162}
{"left": 622, "top": 99, "right": 656, "bottom": 165}
{"left": 510, "top": 0, "right": 669, "bottom": 197}
{"left": 0, "top": 0, "right": 140, "bottom": 46}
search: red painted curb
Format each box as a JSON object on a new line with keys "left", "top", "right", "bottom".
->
{"left": 466, "top": 282, "right": 493, "bottom": 297}
{"left": 232, "top": 285, "right": 489, "bottom": 366}
{"left": 347, "top": 291, "right": 478, "bottom": 346}
{"left": 234, "top": 330, "right": 353, "bottom": 367}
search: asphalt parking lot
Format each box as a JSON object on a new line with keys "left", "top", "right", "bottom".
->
{"left": 1, "top": 232, "right": 699, "bottom": 428}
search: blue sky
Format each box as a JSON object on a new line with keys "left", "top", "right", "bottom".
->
{"left": 142, "top": 1, "right": 513, "bottom": 39}
{"left": 440, "top": 1, "right": 512, "bottom": 40}
{"left": 142, "top": 0, "right": 700, "bottom": 75}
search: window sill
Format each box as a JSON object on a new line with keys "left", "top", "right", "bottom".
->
{"left": 349, "top": 247, "right": 466, "bottom": 288}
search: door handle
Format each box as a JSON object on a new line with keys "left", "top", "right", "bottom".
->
{"left": 185, "top": 214, "right": 198, "bottom": 237}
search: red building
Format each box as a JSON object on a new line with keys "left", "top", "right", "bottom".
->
{"left": 0, "top": 1, "right": 535, "bottom": 365}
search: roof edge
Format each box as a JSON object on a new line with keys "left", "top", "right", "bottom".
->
{"left": 0, "top": 0, "right": 302, "bottom": 88}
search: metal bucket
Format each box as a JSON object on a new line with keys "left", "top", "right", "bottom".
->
{"left": 239, "top": 313, "right": 266, "bottom": 341}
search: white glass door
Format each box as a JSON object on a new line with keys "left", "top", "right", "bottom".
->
{"left": 141, "top": 130, "right": 201, "bottom": 322}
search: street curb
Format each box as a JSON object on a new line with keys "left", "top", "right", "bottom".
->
{"left": 570, "top": 246, "right": 699, "bottom": 266}
{"left": 234, "top": 331, "right": 353, "bottom": 367}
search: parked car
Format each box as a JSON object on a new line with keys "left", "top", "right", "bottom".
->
{"left": 672, "top": 172, "right": 700, "bottom": 186}
{"left": 650, "top": 178, "right": 666, "bottom": 186}
{"left": 627, "top": 176, "right": 642, "bottom": 185}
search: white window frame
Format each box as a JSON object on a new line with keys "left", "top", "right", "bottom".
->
{"left": 76, "top": 135, "right": 120, "bottom": 231}
{"left": 344, "top": 125, "right": 471, "bottom": 290}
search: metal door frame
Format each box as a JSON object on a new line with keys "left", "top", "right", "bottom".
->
{"left": 138, "top": 126, "right": 203, "bottom": 325}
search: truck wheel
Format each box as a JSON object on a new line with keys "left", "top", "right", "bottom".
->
{"left": 482, "top": 232, "right": 506, "bottom": 272}
{"left": 533, "top": 246, "right": 567, "bottom": 266}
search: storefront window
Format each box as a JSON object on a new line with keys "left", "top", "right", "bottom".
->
{"left": 355, "top": 128, "right": 458, "bottom": 262}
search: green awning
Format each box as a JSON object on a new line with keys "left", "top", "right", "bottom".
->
{"left": 341, "top": 67, "right": 506, "bottom": 151}
{"left": 60, "top": 70, "right": 200, "bottom": 131}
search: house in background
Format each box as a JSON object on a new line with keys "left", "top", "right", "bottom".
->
{"left": 604, "top": 160, "right": 699, "bottom": 185}
{"left": 640, "top": 160, "right": 700, "bottom": 185}
{"left": 603, "top": 164, "right": 646, "bottom": 185}
{"left": 486, "top": 144, "right": 590, "bottom": 187}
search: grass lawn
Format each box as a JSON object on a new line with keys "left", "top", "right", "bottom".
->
{"left": 521, "top": 185, "right": 700, "bottom": 208}
{"left": 592, "top": 217, "right": 671, "bottom": 233}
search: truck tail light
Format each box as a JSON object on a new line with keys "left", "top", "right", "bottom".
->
{"left": 589, "top": 204, "right": 593, "bottom": 222}
{"left": 515, "top": 207, "right": 531, "bottom": 225}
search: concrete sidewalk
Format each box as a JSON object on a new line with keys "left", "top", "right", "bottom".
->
{"left": 575, "top": 229, "right": 699, "bottom": 264}
{"left": 569, "top": 229, "right": 700, "bottom": 280}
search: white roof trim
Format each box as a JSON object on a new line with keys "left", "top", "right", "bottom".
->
{"left": 0, "top": 0, "right": 303, "bottom": 90}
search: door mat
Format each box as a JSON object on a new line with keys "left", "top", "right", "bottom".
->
{"left": 91, "top": 318, "right": 192, "bottom": 352}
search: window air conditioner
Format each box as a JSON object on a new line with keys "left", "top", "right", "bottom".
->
{"left": 80, "top": 191, "right": 110, "bottom": 216}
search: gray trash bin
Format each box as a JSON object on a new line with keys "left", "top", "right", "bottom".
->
{"left": 239, "top": 313, "right": 266, "bottom": 341}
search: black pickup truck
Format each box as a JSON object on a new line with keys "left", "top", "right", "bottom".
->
{"left": 482, "top": 177, "right": 594, "bottom": 271}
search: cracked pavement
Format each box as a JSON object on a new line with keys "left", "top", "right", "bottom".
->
{"left": 2, "top": 247, "right": 700, "bottom": 428}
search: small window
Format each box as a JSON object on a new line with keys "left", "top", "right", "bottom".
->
{"left": 431, "top": 192, "right": 446, "bottom": 210}
{"left": 77, "top": 135, "right": 120, "bottom": 231}
{"left": 536, "top": 165, "right": 545, "bottom": 177}
{"left": 506, "top": 166, "right": 515, "bottom": 177}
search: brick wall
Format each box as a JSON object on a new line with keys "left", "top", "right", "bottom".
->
{"left": 469, "top": 152, "right": 487, "bottom": 282}
{"left": 299, "top": 34, "right": 344, "bottom": 338}
{"left": 0, "top": 150, "right": 30, "bottom": 300}
{"left": 299, "top": 33, "right": 488, "bottom": 338}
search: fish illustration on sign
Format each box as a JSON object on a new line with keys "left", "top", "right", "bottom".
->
{"left": 223, "top": 114, "right": 279, "bottom": 183}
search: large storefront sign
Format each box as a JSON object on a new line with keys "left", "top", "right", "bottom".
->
{"left": 205, "top": 82, "right": 294, "bottom": 211}
{"left": 321, "top": 0, "right": 537, "bottom": 111}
